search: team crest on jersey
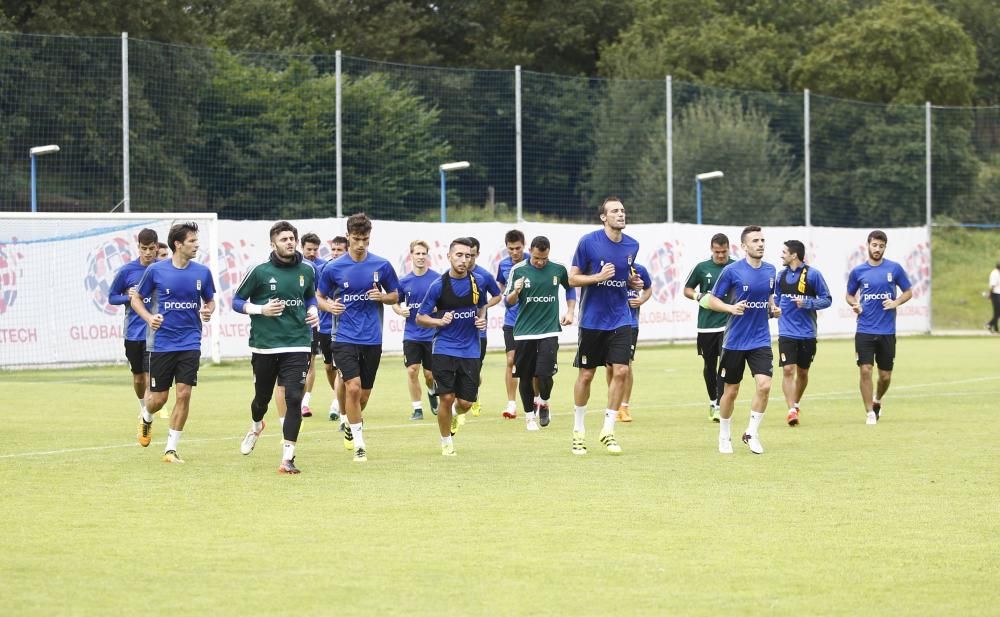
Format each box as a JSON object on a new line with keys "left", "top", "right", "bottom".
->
{"left": 524, "top": 279, "right": 531, "bottom": 288}
{"left": 887, "top": 272, "right": 893, "bottom": 282}
{"left": 769, "top": 278, "right": 774, "bottom": 289}
{"left": 627, "top": 255, "right": 633, "bottom": 265}
{"left": 344, "top": 281, "right": 349, "bottom": 288}
{"left": 373, "top": 271, "right": 380, "bottom": 283}
{"left": 864, "top": 282, "right": 869, "bottom": 288}
{"left": 196, "top": 279, "right": 202, "bottom": 291}
{"left": 743, "top": 285, "right": 748, "bottom": 291}
{"left": 299, "top": 275, "right": 305, "bottom": 287}
{"left": 552, "top": 276, "right": 558, "bottom": 286}
{"left": 582, "top": 355, "right": 588, "bottom": 364}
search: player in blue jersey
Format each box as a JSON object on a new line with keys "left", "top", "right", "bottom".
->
{"left": 297, "top": 232, "right": 328, "bottom": 418}
{"left": 495, "top": 229, "right": 527, "bottom": 419}
{"left": 774, "top": 239, "right": 832, "bottom": 427}
{"left": 392, "top": 239, "right": 439, "bottom": 420}
{"left": 416, "top": 238, "right": 488, "bottom": 456}
{"left": 705, "top": 226, "right": 779, "bottom": 455}
{"left": 611, "top": 262, "right": 652, "bottom": 423}
{"left": 321, "top": 236, "right": 348, "bottom": 423}
{"left": 156, "top": 242, "right": 169, "bottom": 260}
{"left": 131, "top": 222, "right": 216, "bottom": 464}
{"left": 316, "top": 213, "right": 400, "bottom": 462}
{"left": 845, "top": 230, "right": 913, "bottom": 425}
{"left": 569, "top": 196, "right": 645, "bottom": 455}
{"left": 108, "top": 228, "right": 159, "bottom": 419}
{"left": 466, "top": 237, "right": 504, "bottom": 418}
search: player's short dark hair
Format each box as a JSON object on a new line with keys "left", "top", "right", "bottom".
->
{"left": 269, "top": 220, "right": 298, "bottom": 242}
{"left": 784, "top": 240, "right": 805, "bottom": 261}
{"left": 599, "top": 196, "right": 624, "bottom": 217}
{"left": 466, "top": 236, "right": 481, "bottom": 252}
{"left": 346, "top": 213, "right": 372, "bottom": 236}
{"left": 740, "top": 225, "right": 762, "bottom": 244}
{"left": 710, "top": 233, "right": 729, "bottom": 247}
{"left": 868, "top": 230, "right": 888, "bottom": 244}
{"left": 530, "top": 236, "right": 550, "bottom": 252}
{"left": 449, "top": 237, "right": 472, "bottom": 252}
{"left": 505, "top": 229, "right": 525, "bottom": 245}
{"left": 331, "top": 235, "right": 348, "bottom": 247}
{"left": 137, "top": 228, "right": 158, "bottom": 246}
{"left": 167, "top": 221, "right": 198, "bottom": 253}
{"left": 157, "top": 242, "right": 168, "bottom": 250}
{"left": 301, "top": 232, "right": 321, "bottom": 247}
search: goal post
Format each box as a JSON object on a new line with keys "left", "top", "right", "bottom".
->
{"left": 0, "top": 212, "right": 220, "bottom": 368}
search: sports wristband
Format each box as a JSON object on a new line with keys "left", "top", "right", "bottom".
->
{"left": 245, "top": 303, "right": 263, "bottom": 315}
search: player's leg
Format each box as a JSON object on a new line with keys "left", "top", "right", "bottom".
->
{"left": 331, "top": 343, "right": 362, "bottom": 452}
{"left": 138, "top": 352, "right": 171, "bottom": 447}
{"left": 403, "top": 341, "right": 424, "bottom": 420}
{"left": 740, "top": 347, "right": 773, "bottom": 454}
{"left": 989, "top": 292, "right": 1000, "bottom": 332}
{"left": 791, "top": 338, "right": 816, "bottom": 424}
{"left": 502, "top": 326, "right": 518, "bottom": 418}
{"left": 699, "top": 332, "right": 723, "bottom": 421}
{"left": 241, "top": 353, "right": 279, "bottom": 455}
{"left": 778, "top": 337, "right": 799, "bottom": 426}
{"left": 872, "top": 335, "right": 895, "bottom": 419}
{"left": 617, "top": 327, "right": 638, "bottom": 422}
{"left": 597, "top": 327, "right": 631, "bottom": 453}
{"left": 716, "top": 349, "right": 745, "bottom": 454}
{"left": 856, "top": 334, "right": 878, "bottom": 423}
{"left": 432, "top": 354, "right": 457, "bottom": 455}
{"left": 515, "top": 341, "right": 539, "bottom": 430}
{"left": 348, "top": 345, "right": 382, "bottom": 459}
{"left": 301, "top": 334, "right": 318, "bottom": 417}
{"left": 469, "top": 338, "right": 487, "bottom": 416}
{"left": 163, "top": 351, "right": 201, "bottom": 458}
{"left": 276, "top": 353, "right": 309, "bottom": 473}
{"left": 535, "top": 337, "right": 558, "bottom": 428}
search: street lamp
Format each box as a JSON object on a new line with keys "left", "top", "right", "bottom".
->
{"left": 439, "top": 161, "right": 470, "bottom": 223}
{"left": 695, "top": 170, "right": 724, "bottom": 225}
{"left": 29, "top": 145, "right": 60, "bottom": 213}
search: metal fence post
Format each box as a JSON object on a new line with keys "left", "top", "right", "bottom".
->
{"left": 515, "top": 65, "right": 523, "bottom": 222}
{"left": 925, "top": 102, "right": 932, "bottom": 226}
{"left": 666, "top": 75, "right": 673, "bottom": 223}
{"left": 121, "top": 32, "right": 130, "bottom": 213}
{"left": 804, "top": 89, "right": 810, "bottom": 227}
{"left": 335, "top": 50, "right": 343, "bottom": 219}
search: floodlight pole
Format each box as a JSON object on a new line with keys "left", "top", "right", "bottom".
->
{"left": 439, "top": 161, "right": 471, "bottom": 223}
{"left": 695, "top": 170, "right": 723, "bottom": 225}
{"left": 29, "top": 145, "right": 60, "bottom": 213}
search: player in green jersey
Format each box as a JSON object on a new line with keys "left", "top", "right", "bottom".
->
{"left": 504, "top": 236, "right": 577, "bottom": 434}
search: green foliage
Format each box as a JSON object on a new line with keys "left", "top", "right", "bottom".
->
{"left": 934, "top": 0, "right": 1000, "bottom": 104}
{"left": 792, "top": 0, "right": 978, "bottom": 106}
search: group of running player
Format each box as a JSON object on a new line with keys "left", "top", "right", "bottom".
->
{"left": 110, "top": 196, "right": 913, "bottom": 472}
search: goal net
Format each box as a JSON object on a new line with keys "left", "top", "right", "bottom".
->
{"left": 0, "top": 212, "right": 220, "bottom": 368}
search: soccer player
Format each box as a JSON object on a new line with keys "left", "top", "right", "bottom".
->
{"left": 131, "top": 222, "right": 216, "bottom": 464}
{"left": 683, "top": 233, "right": 734, "bottom": 422}
{"left": 296, "top": 232, "right": 328, "bottom": 418}
{"left": 704, "top": 225, "right": 778, "bottom": 455}
{"left": 321, "top": 236, "right": 348, "bottom": 423}
{"left": 845, "top": 230, "right": 913, "bottom": 425}
{"left": 774, "top": 239, "right": 832, "bottom": 426}
{"left": 393, "top": 240, "right": 439, "bottom": 420}
{"left": 108, "top": 228, "right": 159, "bottom": 418}
{"left": 466, "top": 237, "right": 503, "bottom": 417}
{"left": 612, "top": 261, "right": 652, "bottom": 423}
{"left": 233, "top": 221, "right": 320, "bottom": 474}
{"left": 504, "top": 235, "right": 576, "bottom": 431}
{"left": 416, "top": 238, "right": 488, "bottom": 456}
{"left": 568, "top": 196, "right": 644, "bottom": 456}
{"left": 494, "top": 229, "right": 527, "bottom": 419}
{"left": 156, "top": 242, "right": 169, "bottom": 260}
{"left": 316, "top": 213, "right": 400, "bottom": 462}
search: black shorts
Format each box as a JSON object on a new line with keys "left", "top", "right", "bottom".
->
{"left": 630, "top": 327, "right": 639, "bottom": 361}
{"left": 779, "top": 337, "right": 818, "bottom": 369}
{"left": 479, "top": 337, "right": 488, "bottom": 361}
{"left": 252, "top": 352, "right": 310, "bottom": 389}
{"left": 503, "top": 326, "right": 516, "bottom": 353}
{"left": 513, "top": 337, "right": 560, "bottom": 379}
{"left": 403, "top": 340, "right": 434, "bottom": 370}
{"left": 432, "top": 354, "right": 481, "bottom": 402}
{"left": 718, "top": 346, "right": 773, "bottom": 384}
{"left": 316, "top": 332, "right": 336, "bottom": 367}
{"left": 697, "top": 331, "right": 724, "bottom": 359}
{"left": 148, "top": 350, "right": 200, "bottom": 392}
{"left": 855, "top": 333, "right": 896, "bottom": 371}
{"left": 310, "top": 330, "right": 321, "bottom": 356}
{"left": 332, "top": 342, "right": 382, "bottom": 390}
{"left": 573, "top": 326, "right": 633, "bottom": 368}
{"left": 124, "top": 339, "right": 148, "bottom": 374}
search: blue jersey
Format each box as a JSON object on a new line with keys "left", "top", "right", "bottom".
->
{"left": 317, "top": 252, "right": 400, "bottom": 345}
{"left": 496, "top": 255, "right": 528, "bottom": 327}
{"left": 712, "top": 259, "right": 776, "bottom": 351}
{"left": 418, "top": 274, "right": 486, "bottom": 359}
{"left": 137, "top": 259, "right": 216, "bottom": 353}
{"left": 572, "top": 229, "right": 640, "bottom": 331}
{"left": 846, "top": 259, "right": 912, "bottom": 335}
{"left": 472, "top": 264, "right": 502, "bottom": 339}
{"left": 305, "top": 255, "right": 328, "bottom": 282}
{"left": 628, "top": 263, "right": 653, "bottom": 328}
{"left": 108, "top": 258, "right": 153, "bottom": 341}
{"left": 316, "top": 260, "right": 335, "bottom": 335}
{"left": 774, "top": 264, "right": 832, "bottom": 340}
{"left": 398, "top": 269, "right": 438, "bottom": 342}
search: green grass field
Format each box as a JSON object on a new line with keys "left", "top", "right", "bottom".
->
{"left": 2, "top": 338, "right": 998, "bottom": 616}
{"left": 932, "top": 227, "right": 1000, "bottom": 330}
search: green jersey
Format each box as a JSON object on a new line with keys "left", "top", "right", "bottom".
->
{"left": 505, "top": 260, "right": 572, "bottom": 340}
{"left": 684, "top": 257, "right": 734, "bottom": 332}
{"left": 235, "top": 254, "right": 316, "bottom": 353}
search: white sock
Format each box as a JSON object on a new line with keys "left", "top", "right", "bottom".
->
{"left": 873, "top": 397, "right": 881, "bottom": 405}
{"left": 139, "top": 399, "right": 147, "bottom": 415}
{"left": 506, "top": 400, "right": 516, "bottom": 412}
{"left": 411, "top": 401, "right": 422, "bottom": 410}
{"left": 602, "top": 409, "right": 617, "bottom": 434}
{"left": 329, "top": 398, "right": 340, "bottom": 413}
{"left": 252, "top": 420, "right": 264, "bottom": 433}
{"left": 166, "top": 429, "right": 182, "bottom": 452}
{"left": 279, "top": 416, "right": 285, "bottom": 427}
{"left": 621, "top": 402, "right": 630, "bottom": 409}
{"left": 533, "top": 396, "right": 543, "bottom": 407}
{"left": 141, "top": 408, "right": 154, "bottom": 423}
{"left": 440, "top": 435, "right": 453, "bottom": 446}
{"left": 301, "top": 392, "right": 312, "bottom": 407}
{"left": 788, "top": 407, "right": 797, "bottom": 415}
{"left": 540, "top": 398, "right": 549, "bottom": 407}
{"left": 573, "top": 405, "right": 586, "bottom": 433}
{"left": 747, "top": 410, "right": 764, "bottom": 436}
{"left": 719, "top": 417, "right": 731, "bottom": 441}
{"left": 282, "top": 442, "right": 295, "bottom": 460}
{"left": 351, "top": 422, "right": 365, "bottom": 449}
{"left": 526, "top": 412, "right": 536, "bottom": 421}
